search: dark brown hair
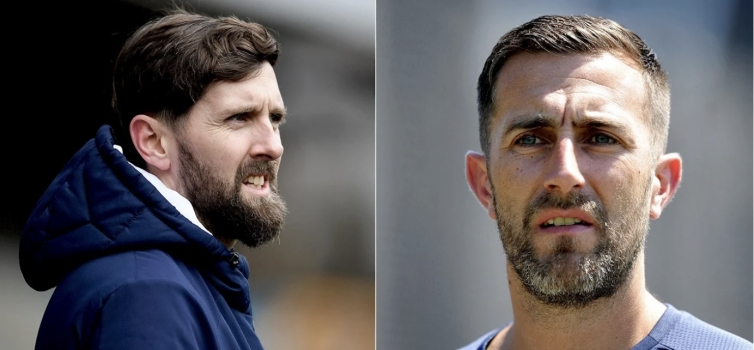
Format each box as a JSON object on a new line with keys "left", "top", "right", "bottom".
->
{"left": 477, "top": 15, "right": 669, "bottom": 159}
{"left": 112, "top": 8, "right": 281, "bottom": 167}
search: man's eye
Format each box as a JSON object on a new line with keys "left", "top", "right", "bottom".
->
{"left": 270, "top": 113, "right": 286, "bottom": 125}
{"left": 589, "top": 134, "right": 616, "bottom": 144}
{"left": 516, "top": 134, "right": 543, "bottom": 145}
{"left": 228, "top": 113, "right": 246, "bottom": 122}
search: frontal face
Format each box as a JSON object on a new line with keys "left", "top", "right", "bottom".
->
{"left": 175, "top": 61, "right": 288, "bottom": 248}
{"left": 487, "top": 52, "right": 655, "bottom": 307}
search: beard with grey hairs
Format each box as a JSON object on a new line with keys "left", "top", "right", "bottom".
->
{"left": 491, "top": 180, "right": 651, "bottom": 308}
{"left": 177, "top": 140, "right": 287, "bottom": 248}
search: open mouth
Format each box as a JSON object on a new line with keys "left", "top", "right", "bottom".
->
{"left": 540, "top": 217, "right": 591, "bottom": 228}
{"left": 242, "top": 174, "right": 267, "bottom": 190}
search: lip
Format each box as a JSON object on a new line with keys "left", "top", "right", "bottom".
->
{"left": 535, "top": 209, "right": 595, "bottom": 227}
{"left": 532, "top": 209, "right": 596, "bottom": 235}
{"left": 242, "top": 174, "right": 271, "bottom": 195}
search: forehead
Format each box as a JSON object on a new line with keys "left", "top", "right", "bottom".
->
{"left": 190, "top": 62, "right": 284, "bottom": 119}
{"left": 493, "top": 52, "right": 647, "bottom": 127}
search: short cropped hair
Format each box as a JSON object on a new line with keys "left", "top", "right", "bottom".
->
{"left": 112, "top": 9, "right": 281, "bottom": 168}
{"left": 477, "top": 15, "right": 670, "bottom": 160}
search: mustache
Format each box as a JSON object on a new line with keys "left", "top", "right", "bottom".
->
{"left": 523, "top": 191, "right": 607, "bottom": 228}
{"left": 236, "top": 159, "right": 280, "bottom": 184}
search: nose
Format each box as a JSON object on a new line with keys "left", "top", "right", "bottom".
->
{"left": 249, "top": 117, "right": 284, "bottom": 161}
{"left": 543, "top": 138, "right": 585, "bottom": 193}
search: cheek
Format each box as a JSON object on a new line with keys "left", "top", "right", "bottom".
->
{"left": 214, "top": 133, "right": 251, "bottom": 156}
{"left": 596, "top": 157, "right": 651, "bottom": 211}
{"left": 190, "top": 139, "right": 244, "bottom": 173}
{"left": 489, "top": 157, "right": 544, "bottom": 205}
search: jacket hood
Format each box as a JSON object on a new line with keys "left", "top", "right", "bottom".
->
{"left": 20, "top": 125, "right": 237, "bottom": 292}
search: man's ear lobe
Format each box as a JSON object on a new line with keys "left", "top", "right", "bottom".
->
{"left": 466, "top": 151, "right": 496, "bottom": 220}
{"left": 129, "top": 115, "right": 172, "bottom": 171}
{"left": 649, "top": 153, "right": 682, "bottom": 219}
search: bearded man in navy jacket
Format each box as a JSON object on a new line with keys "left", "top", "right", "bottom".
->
{"left": 20, "top": 8, "right": 287, "bottom": 350}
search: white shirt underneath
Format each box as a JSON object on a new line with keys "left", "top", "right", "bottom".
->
{"left": 113, "top": 145, "right": 212, "bottom": 236}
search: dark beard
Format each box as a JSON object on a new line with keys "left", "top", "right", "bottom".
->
{"left": 493, "top": 186, "right": 649, "bottom": 308}
{"left": 177, "top": 140, "right": 287, "bottom": 248}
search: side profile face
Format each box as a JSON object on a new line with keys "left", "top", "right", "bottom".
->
{"left": 467, "top": 52, "right": 680, "bottom": 307}
{"left": 173, "top": 61, "right": 288, "bottom": 248}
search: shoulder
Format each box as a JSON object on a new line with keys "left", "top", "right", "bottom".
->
{"left": 62, "top": 249, "right": 190, "bottom": 289}
{"left": 657, "top": 306, "right": 752, "bottom": 350}
{"left": 49, "top": 249, "right": 200, "bottom": 320}
{"left": 457, "top": 327, "right": 503, "bottom": 350}
{"left": 100, "top": 277, "right": 209, "bottom": 321}
{"left": 89, "top": 277, "right": 219, "bottom": 349}
{"left": 100, "top": 250, "right": 202, "bottom": 294}
{"left": 38, "top": 251, "right": 214, "bottom": 349}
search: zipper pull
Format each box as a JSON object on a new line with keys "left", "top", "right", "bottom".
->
{"left": 229, "top": 252, "right": 240, "bottom": 268}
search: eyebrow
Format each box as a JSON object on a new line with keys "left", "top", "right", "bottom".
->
{"left": 503, "top": 113, "right": 633, "bottom": 137}
{"left": 223, "top": 105, "right": 288, "bottom": 118}
{"left": 572, "top": 115, "right": 632, "bottom": 135}
{"left": 269, "top": 106, "right": 288, "bottom": 118}
{"left": 503, "top": 114, "right": 558, "bottom": 137}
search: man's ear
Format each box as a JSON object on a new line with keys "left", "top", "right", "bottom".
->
{"left": 649, "top": 153, "right": 682, "bottom": 219}
{"left": 129, "top": 115, "right": 172, "bottom": 171}
{"left": 466, "top": 151, "right": 496, "bottom": 220}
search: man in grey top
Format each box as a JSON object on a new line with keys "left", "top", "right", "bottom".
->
{"left": 462, "top": 14, "right": 752, "bottom": 350}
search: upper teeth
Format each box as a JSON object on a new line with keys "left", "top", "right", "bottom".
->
{"left": 545, "top": 217, "right": 582, "bottom": 226}
{"left": 245, "top": 175, "right": 265, "bottom": 189}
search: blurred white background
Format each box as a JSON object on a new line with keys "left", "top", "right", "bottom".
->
{"left": 376, "top": 0, "right": 752, "bottom": 348}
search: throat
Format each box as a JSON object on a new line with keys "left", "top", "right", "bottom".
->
{"left": 215, "top": 235, "right": 237, "bottom": 250}
{"left": 505, "top": 260, "right": 661, "bottom": 350}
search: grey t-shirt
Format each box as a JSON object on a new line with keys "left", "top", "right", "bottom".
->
{"left": 458, "top": 304, "right": 752, "bottom": 350}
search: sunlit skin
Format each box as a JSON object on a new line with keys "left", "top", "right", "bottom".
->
{"left": 466, "top": 52, "right": 681, "bottom": 350}
{"left": 130, "top": 61, "right": 286, "bottom": 249}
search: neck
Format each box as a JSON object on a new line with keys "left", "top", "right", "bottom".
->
{"left": 217, "top": 236, "right": 237, "bottom": 250}
{"left": 491, "top": 252, "right": 666, "bottom": 350}
{"left": 196, "top": 217, "right": 237, "bottom": 250}
{"left": 146, "top": 163, "right": 180, "bottom": 193}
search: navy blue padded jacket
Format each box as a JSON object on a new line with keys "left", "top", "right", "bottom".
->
{"left": 20, "top": 125, "right": 265, "bottom": 350}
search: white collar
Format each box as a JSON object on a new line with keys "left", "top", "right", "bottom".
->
{"left": 114, "top": 145, "right": 213, "bottom": 236}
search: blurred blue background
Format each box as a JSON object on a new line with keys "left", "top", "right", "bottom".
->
{"left": 2, "top": 0, "right": 374, "bottom": 349}
{"left": 376, "top": 0, "right": 752, "bottom": 348}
